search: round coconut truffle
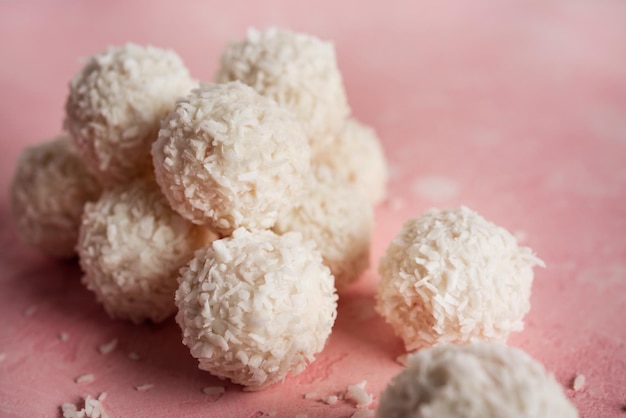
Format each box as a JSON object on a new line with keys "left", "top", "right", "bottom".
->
{"left": 64, "top": 43, "right": 196, "bottom": 185}
{"left": 152, "top": 81, "right": 311, "bottom": 236}
{"left": 215, "top": 27, "right": 350, "bottom": 152}
{"left": 313, "top": 118, "right": 388, "bottom": 205}
{"left": 273, "top": 166, "right": 373, "bottom": 291}
{"left": 176, "top": 228, "right": 338, "bottom": 390}
{"left": 77, "top": 179, "right": 213, "bottom": 324}
{"left": 10, "top": 134, "right": 102, "bottom": 258}
{"left": 377, "top": 206, "right": 545, "bottom": 351}
{"left": 376, "top": 343, "right": 578, "bottom": 418}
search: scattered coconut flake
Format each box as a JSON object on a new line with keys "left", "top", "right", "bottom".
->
{"left": 0, "top": 353, "right": 6, "bottom": 362}
{"left": 351, "top": 410, "right": 374, "bottom": 418}
{"left": 61, "top": 394, "right": 108, "bottom": 418}
{"left": 23, "top": 305, "right": 38, "bottom": 317}
{"left": 346, "top": 381, "right": 373, "bottom": 408}
{"left": 135, "top": 383, "right": 154, "bottom": 392}
{"left": 202, "top": 386, "right": 226, "bottom": 395}
{"left": 75, "top": 373, "right": 95, "bottom": 384}
{"left": 323, "top": 395, "right": 338, "bottom": 405}
{"left": 304, "top": 392, "right": 318, "bottom": 399}
{"left": 127, "top": 352, "right": 140, "bottom": 361}
{"left": 572, "top": 374, "right": 586, "bottom": 391}
{"left": 59, "top": 332, "right": 69, "bottom": 342}
{"left": 98, "top": 338, "right": 118, "bottom": 355}
{"left": 97, "top": 392, "right": 107, "bottom": 402}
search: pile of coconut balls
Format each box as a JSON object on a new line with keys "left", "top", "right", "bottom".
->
{"left": 10, "top": 28, "right": 578, "bottom": 416}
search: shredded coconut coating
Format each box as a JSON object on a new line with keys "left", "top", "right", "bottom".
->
{"left": 77, "top": 179, "right": 213, "bottom": 324}
{"left": 152, "top": 81, "right": 310, "bottom": 236}
{"left": 273, "top": 166, "right": 372, "bottom": 291}
{"left": 176, "top": 228, "right": 338, "bottom": 390}
{"left": 215, "top": 27, "right": 350, "bottom": 152}
{"left": 313, "top": 118, "right": 388, "bottom": 205}
{"left": 377, "top": 206, "right": 545, "bottom": 350}
{"left": 375, "top": 343, "right": 578, "bottom": 418}
{"left": 10, "top": 134, "right": 102, "bottom": 258}
{"left": 64, "top": 43, "right": 196, "bottom": 185}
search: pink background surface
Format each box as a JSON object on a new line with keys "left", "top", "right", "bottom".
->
{"left": 1, "top": 1, "right": 625, "bottom": 417}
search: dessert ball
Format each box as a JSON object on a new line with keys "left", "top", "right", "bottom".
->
{"left": 10, "top": 134, "right": 102, "bottom": 258}
{"left": 77, "top": 179, "right": 212, "bottom": 324}
{"left": 273, "top": 166, "right": 373, "bottom": 291}
{"left": 176, "top": 228, "right": 338, "bottom": 390}
{"left": 376, "top": 343, "right": 578, "bottom": 418}
{"left": 377, "top": 206, "right": 545, "bottom": 350}
{"left": 215, "top": 27, "right": 350, "bottom": 152}
{"left": 64, "top": 43, "right": 196, "bottom": 185}
{"left": 152, "top": 81, "right": 310, "bottom": 236}
{"left": 313, "top": 118, "right": 388, "bottom": 205}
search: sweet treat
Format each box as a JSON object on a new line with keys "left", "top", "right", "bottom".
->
{"left": 377, "top": 206, "right": 545, "bottom": 350}
{"left": 273, "top": 166, "right": 373, "bottom": 291}
{"left": 77, "top": 179, "right": 211, "bottom": 324}
{"left": 176, "top": 228, "right": 338, "bottom": 390}
{"left": 10, "top": 134, "right": 102, "bottom": 258}
{"left": 215, "top": 27, "right": 350, "bottom": 153}
{"left": 64, "top": 43, "right": 196, "bottom": 185}
{"left": 313, "top": 118, "right": 388, "bottom": 205}
{"left": 376, "top": 343, "right": 578, "bottom": 418}
{"left": 152, "top": 81, "right": 310, "bottom": 236}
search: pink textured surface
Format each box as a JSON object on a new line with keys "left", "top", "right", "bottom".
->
{"left": 1, "top": 1, "right": 625, "bottom": 417}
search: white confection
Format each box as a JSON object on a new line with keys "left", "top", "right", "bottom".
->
{"left": 215, "top": 27, "right": 350, "bottom": 152}
{"left": 377, "top": 206, "right": 545, "bottom": 350}
{"left": 313, "top": 118, "right": 388, "bottom": 205}
{"left": 176, "top": 228, "right": 338, "bottom": 390}
{"left": 10, "top": 134, "right": 101, "bottom": 258}
{"left": 65, "top": 43, "right": 196, "bottom": 185}
{"left": 375, "top": 343, "right": 578, "bottom": 418}
{"left": 77, "top": 179, "right": 212, "bottom": 324}
{"left": 273, "top": 166, "right": 372, "bottom": 291}
{"left": 152, "top": 81, "right": 310, "bottom": 236}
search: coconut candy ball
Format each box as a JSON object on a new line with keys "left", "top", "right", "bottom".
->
{"left": 176, "top": 228, "right": 338, "bottom": 390}
{"left": 10, "top": 134, "right": 102, "bottom": 258}
{"left": 377, "top": 206, "right": 545, "bottom": 351}
{"left": 273, "top": 165, "right": 373, "bottom": 291}
{"left": 215, "top": 27, "right": 350, "bottom": 153}
{"left": 77, "top": 179, "right": 212, "bottom": 324}
{"left": 64, "top": 43, "right": 196, "bottom": 185}
{"left": 376, "top": 343, "right": 578, "bottom": 418}
{"left": 152, "top": 81, "right": 310, "bottom": 236}
{"left": 313, "top": 118, "right": 388, "bottom": 205}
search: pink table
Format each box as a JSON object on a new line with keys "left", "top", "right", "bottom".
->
{"left": 1, "top": 1, "right": 625, "bottom": 417}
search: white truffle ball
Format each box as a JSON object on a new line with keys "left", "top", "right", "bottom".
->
{"left": 377, "top": 206, "right": 545, "bottom": 351}
{"left": 215, "top": 27, "right": 350, "bottom": 152}
{"left": 273, "top": 166, "right": 373, "bottom": 291}
{"left": 152, "top": 81, "right": 310, "bottom": 236}
{"left": 64, "top": 43, "right": 196, "bottom": 185}
{"left": 10, "top": 134, "right": 102, "bottom": 258}
{"left": 376, "top": 343, "right": 578, "bottom": 418}
{"left": 77, "top": 179, "right": 212, "bottom": 324}
{"left": 176, "top": 228, "right": 338, "bottom": 390}
{"left": 313, "top": 118, "right": 388, "bottom": 205}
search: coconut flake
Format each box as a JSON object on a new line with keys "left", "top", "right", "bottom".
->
{"left": 572, "top": 374, "right": 585, "bottom": 391}
{"left": 135, "top": 383, "right": 154, "bottom": 392}
{"left": 346, "top": 381, "right": 373, "bottom": 408}
{"left": 128, "top": 352, "right": 141, "bottom": 361}
{"left": 323, "top": 395, "right": 338, "bottom": 405}
{"left": 59, "top": 332, "right": 69, "bottom": 342}
{"left": 304, "top": 392, "right": 318, "bottom": 399}
{"left": 23, "top": 305, "right": 38, "bottom": 317}
{"left": 351, "top": 410, "right": 374, "bottom": 418}
{"left": 75, "top": 373, "right": 95, "bottom": 384}
{"left": 98, "top": 339, "right": 118, "bottom": 355}
{"left": 202, "top": 386, "right": 226, "bottom": 395}
{"left": 61, "top": 394, "right": 108, "bottom": 418}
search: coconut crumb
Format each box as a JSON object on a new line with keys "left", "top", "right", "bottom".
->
{"left": 304, "top": 392, "right": 318, "bottom": 399}
{"left": 323, "top": 395, "right": 338, "bottom": 405}
{"left": 61, "top": 394, "right": 108, "bottom": 418}
{"left": 572, "top": 374, "right": 586, "bottom": 391}
{"left": 75, "top": 373, "right": 95, "bottom": 384}
{"left": 346, "top": 381, "right": 373, "bottom": 408}
{"left": 98, "top": 339, "right": 118, "bottom": 355}
{"left": 23, "top": 305, "right": 38, "bottom": 317}
{"left": 59, "top": 332, "right": 69, "bottom": 342}
{"left": 351, "top": 410, "right": 374, "bottom": 418}
{"left": 135, "top": 383, "right": 154, "bottom": 392}
{"left": 127, "top": 352, "right": 140, "bottom": 361}
{"left": 202, "top": 386, "right": 226, "bottom": 395}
